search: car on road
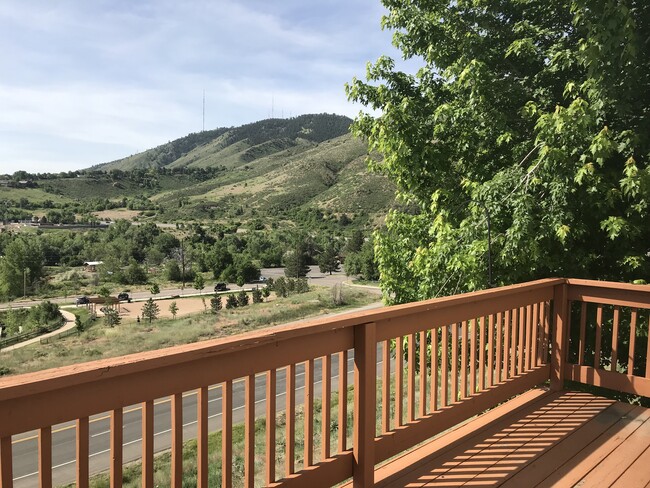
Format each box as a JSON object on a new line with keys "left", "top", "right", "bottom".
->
{"left": 214, "top": 282, "right": 228, "bottom": 292}
{"left": 117, "top": 292, "right": 130, "bottom": 302}
{"left": 76, "top": 296, "right": 89, "bottom": 305}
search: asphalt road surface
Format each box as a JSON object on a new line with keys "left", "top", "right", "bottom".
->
{"left": 0, "top": 266, "right": 366, "bottom": 312}
{"left": 11, "top": 348, "right": 388, "bottom": 487}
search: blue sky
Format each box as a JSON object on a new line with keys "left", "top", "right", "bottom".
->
{"left": 0, "top": 0, "right": 414, "bottom": 174}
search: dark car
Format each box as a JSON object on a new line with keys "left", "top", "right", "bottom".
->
{"left": 76, "top": 296, "right": 89, "bottom": 305}
{"left": 117, "top": 292, "right": 130, "bottom": 302}
{"left": 214, "top": 282, "right": 228, "bottom": 292}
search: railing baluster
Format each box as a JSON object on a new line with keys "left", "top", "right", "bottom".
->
{"left": 110, "top": 408, "right": 123, "bottom": 488}
{"left": 245, "top": 374, "right": 255, "bottom": 488}
{"left": 266, "top": 370, "right": 276, "bottom": 485}
{"left": 419, "top": 330, "right": 427, "bottom": 417}
{"left": 395, "top": 336, "right": 403, "bottom": 426}
{"left": 510, "top": 308, "right": 518, "bottom": 377}
{"left": 441, "top": 326, "right": 448, "bottom": 407}
{"left": 337, "top": 351, "right": 347, "bottom": 453}
{"left": 322, "top": 355, "right": 331, "bottom": 460}
{"left": 628, "top": 310, "right": 638, "bottom": 375}
{"left": 578, "top": 302, "right": 587, "bottom": 366}
{"left": 503, "top": 309, "right": 511, "bottom": 378}
{"left": 470, "top": 319, "right": 477, "bottom": 395}
{"left": 223, "top": 380, "right": 233, "bottom": 488}
{"left": 431, "top": 327, "right": 438, "bottom": 412}
{"left": 142, "top": 400, "right": 154, "bottom": 488}
{"left": 0, "top": 435, "right": 12, "bottom": 488}
{"left": 451, "top": 323, "right": 458, "bottom": 403}
{"left": 478, "top": 316, "right": 480, "bottom": 391}
{"left": 518, "top": 306, "right": 525, "bottom": 374}
{"left": 407, "top": 333, "right": 416, "bottom": 422}
{"left": 460, "top": 321, "right": 468, "bottom": 399}
{"left": 611, "top": 306, "right": 620, "bottom": 371}
{"left": 39, "top": 427, "right": 52, "bottom": 488}
{"left": 171, "top": 393, "right": 183, "bottom": 488}
{"left": 197, "top": 387, "right": 208, "bottom": 488}
{"left": 646, "top": 317, "right": 650, "bottom": 378}
{"left": 382, "top": 340, "right": 390, "bottom": 433}
{"left": 353, "top": 322, "right": 376, "bottom": 488}
{"left": 595, "top": 305, "right": 603, "bottom": 369}
{"left": 77, "top": 417, "right": 89, "bottom": 488}
{"left": 525, "top": 304, "right": 533, "bottom": 371}
{"left": 286, "top": 364, "right": 296, "bottom": 475}
{"left": 494, "top": 313, "right": 502, "bottom": 383}
{"left": 531, "top": 303, "right": 539, "bottom": 368}
{"left": 543, "top": 301, "right": 551, "bottom": 363}
{"left": 487, "top": 314, "right": 495, "bottom": 386}
{"left": 304, "top": 359, "right": 314, "bottom": 467}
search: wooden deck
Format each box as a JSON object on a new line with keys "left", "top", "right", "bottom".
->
{"left": 371, "top": 388, "right": 650, "bottom": 487}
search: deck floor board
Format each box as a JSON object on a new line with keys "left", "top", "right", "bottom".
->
{"left": 377, "top": 389, "right": 650, "bottom": 488}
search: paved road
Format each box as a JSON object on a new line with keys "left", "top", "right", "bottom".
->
{"left": 12, "top": 348, "right": 387, "bottom": 487}
{"left": 0, "top": 266, "right": 370, "bottom": 312}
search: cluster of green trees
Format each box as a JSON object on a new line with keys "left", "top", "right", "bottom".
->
{"left": 0, "top": 301, "right": 63, "bottom": 337}
{"left": 348, "top": 0, "right": 650, "bottom": 303}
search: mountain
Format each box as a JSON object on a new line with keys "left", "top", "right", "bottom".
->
{"left": 94, "top": 114, "right": 353, "bottom": 172}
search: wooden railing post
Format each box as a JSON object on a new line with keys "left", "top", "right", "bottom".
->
{"left": 551, "top": 282, "right": 569, "bottom": 390}
{"left": 353, "top": 322, "right": 376, "bottom": 487}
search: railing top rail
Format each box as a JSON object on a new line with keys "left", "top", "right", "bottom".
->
{"left": 566, "top": 278, "right": 650, "bottom": 294}
{"left": 0, "top": 278, "right": 563, "bottom": 402}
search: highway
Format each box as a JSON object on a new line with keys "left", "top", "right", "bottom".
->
{"left": 11, "top": 350, "right": 388, "bottom": 487}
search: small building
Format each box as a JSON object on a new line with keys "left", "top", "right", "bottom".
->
{"left": 83, "top": 261, "right": 104, "bottom": 272}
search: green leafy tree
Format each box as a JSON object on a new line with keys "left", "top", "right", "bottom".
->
{"left": 347, "top": 1, "right": 650, "bottom": 303}
{"left": 237, "top": 289, "right": 249, "bottom": 307}
{"left": 210, "top": 295, "right": 222, "bottom": 314}
{"left": 149, "top": 283, "right": 160, "bottom": 296}
{"left": 169, "top": 301, "right": 178, "bottom": 319}
{"left": 251, "top": 287, "right": 263, "bottom": 304}
{"left": 103, "top": 308, "right": 121, "bottom": 328}
{"left": 284, "top": 239, "right": 310, "bottom": 278}
{"left": 193, "top": 273, "right": 205, "bottom": 294}
{"left": 141, "top": 298, "right": 160, "bottom": 323}
{"left": 225, "top": 294, "right": 238, "bottom": 309}
{"left": 318, "top": 241, "right": 340, "bottom": 275}
{"left": 75, "top": 315, "right": 84, "bottom": 333}
{"left": 0, "top": 236, "right": 45, "bottom": 299}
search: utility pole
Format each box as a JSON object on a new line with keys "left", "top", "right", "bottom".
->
{"left": 180, "top": 238, "right": 186, "bottom": 291}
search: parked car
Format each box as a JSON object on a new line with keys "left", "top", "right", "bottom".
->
{"left": 214, "top": 282, "right": 228, "bottom": 292}
{"left": 117, "top": 292, "right": 130, "bottom": 302}
{"left": 76, "top": 296, "right": 89, "bottom": 305}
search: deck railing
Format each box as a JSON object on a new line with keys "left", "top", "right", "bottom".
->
{"left": 0, "top": 278, "right": 648, "bottom": 488}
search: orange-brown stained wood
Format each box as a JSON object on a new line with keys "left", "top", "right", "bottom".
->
{"left": 197, "top": 387, "right": 208, "bottom": 488}
{"left": 525, "top": 304, "right": 532, "bottom": 371}
{"left": 531, "top": 303, "right": 539, "bottom": 368}
{"left": 245, "top": 374, "right": 255, "bottom": 488}
{"left": 407, "top": 333, "right": 415, "bottom": 423}
{"left": 628, "top": 309, "right": 638, "bottom": 375}
{"left": 171, "top": 393, "right": 183, "bottom": 488}
{"left": 510, "top": 308, "right": 519, "bottom": 378}
{"left": 551, "top": 284, "right": 569, "bottom": 390}
{"left": 611, "top": 306, "right": 620, "bottom": 371}
{"left": 321, "top": 355, "right": 331, "bottom": 460}
{"left": 222, "top": 380, "right": 233, "bottom": 488}
{"left": 503, "top": 309, "right": 511, "bottom": 381}
{"left": 110, "top": 409, "right": 122, "bottom": 488}
{"left": 441, "top": 326, "right": 448, "bottom": 408}
{"left": 353, "top": 322, "right": 376, "bottom": 487}
{"left": 451, "top": 323, "right": 458, "bottom": 404}
{"left": 542, "top": 300, "right": 551, "bottom": 363}
{"left": 517, "top": 306, "right": 525, "bottom": 374}
{"left": 142, "top": 400, "right": 154, "bottom": 488}
{"left": 0, "top": 436, "right": 12, "bottom": 488}
{"left": 38, "top": 427, "right": 52, "bottom": 488}
{"left": 304, "top": 359, "right": 314, "bottom": 467}
{"left": 395, "top": 336, "right": 403, "bottom": 426}
{"left": 494, "top": 312, "right": 501, "bottom": 384}
{"left": 646, "top": 317, "right": 650, "bottom": 378}
{"left": 76, "top": 417, "right": 89, "bottom": 488}
{"left": 337, "top": 351, "right": 347, "bottom": 453}
{"left": 479, "top": 315, "right": 486, "bottom": 391}
{"left": 266, "top": 369, "right": 277, "bottom": 485}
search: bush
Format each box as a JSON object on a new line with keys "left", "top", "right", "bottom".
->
{"left": 251, "top": 288, "right": 263, "bottom": 304}
{"left": 210, "top": 295, "right": 222, "bottom": 314}
{"left": 237, "top": 290, "right": 249, "bottom": 307}
{"left": 226, "top": 294, "right": 238, "bottom": 309}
